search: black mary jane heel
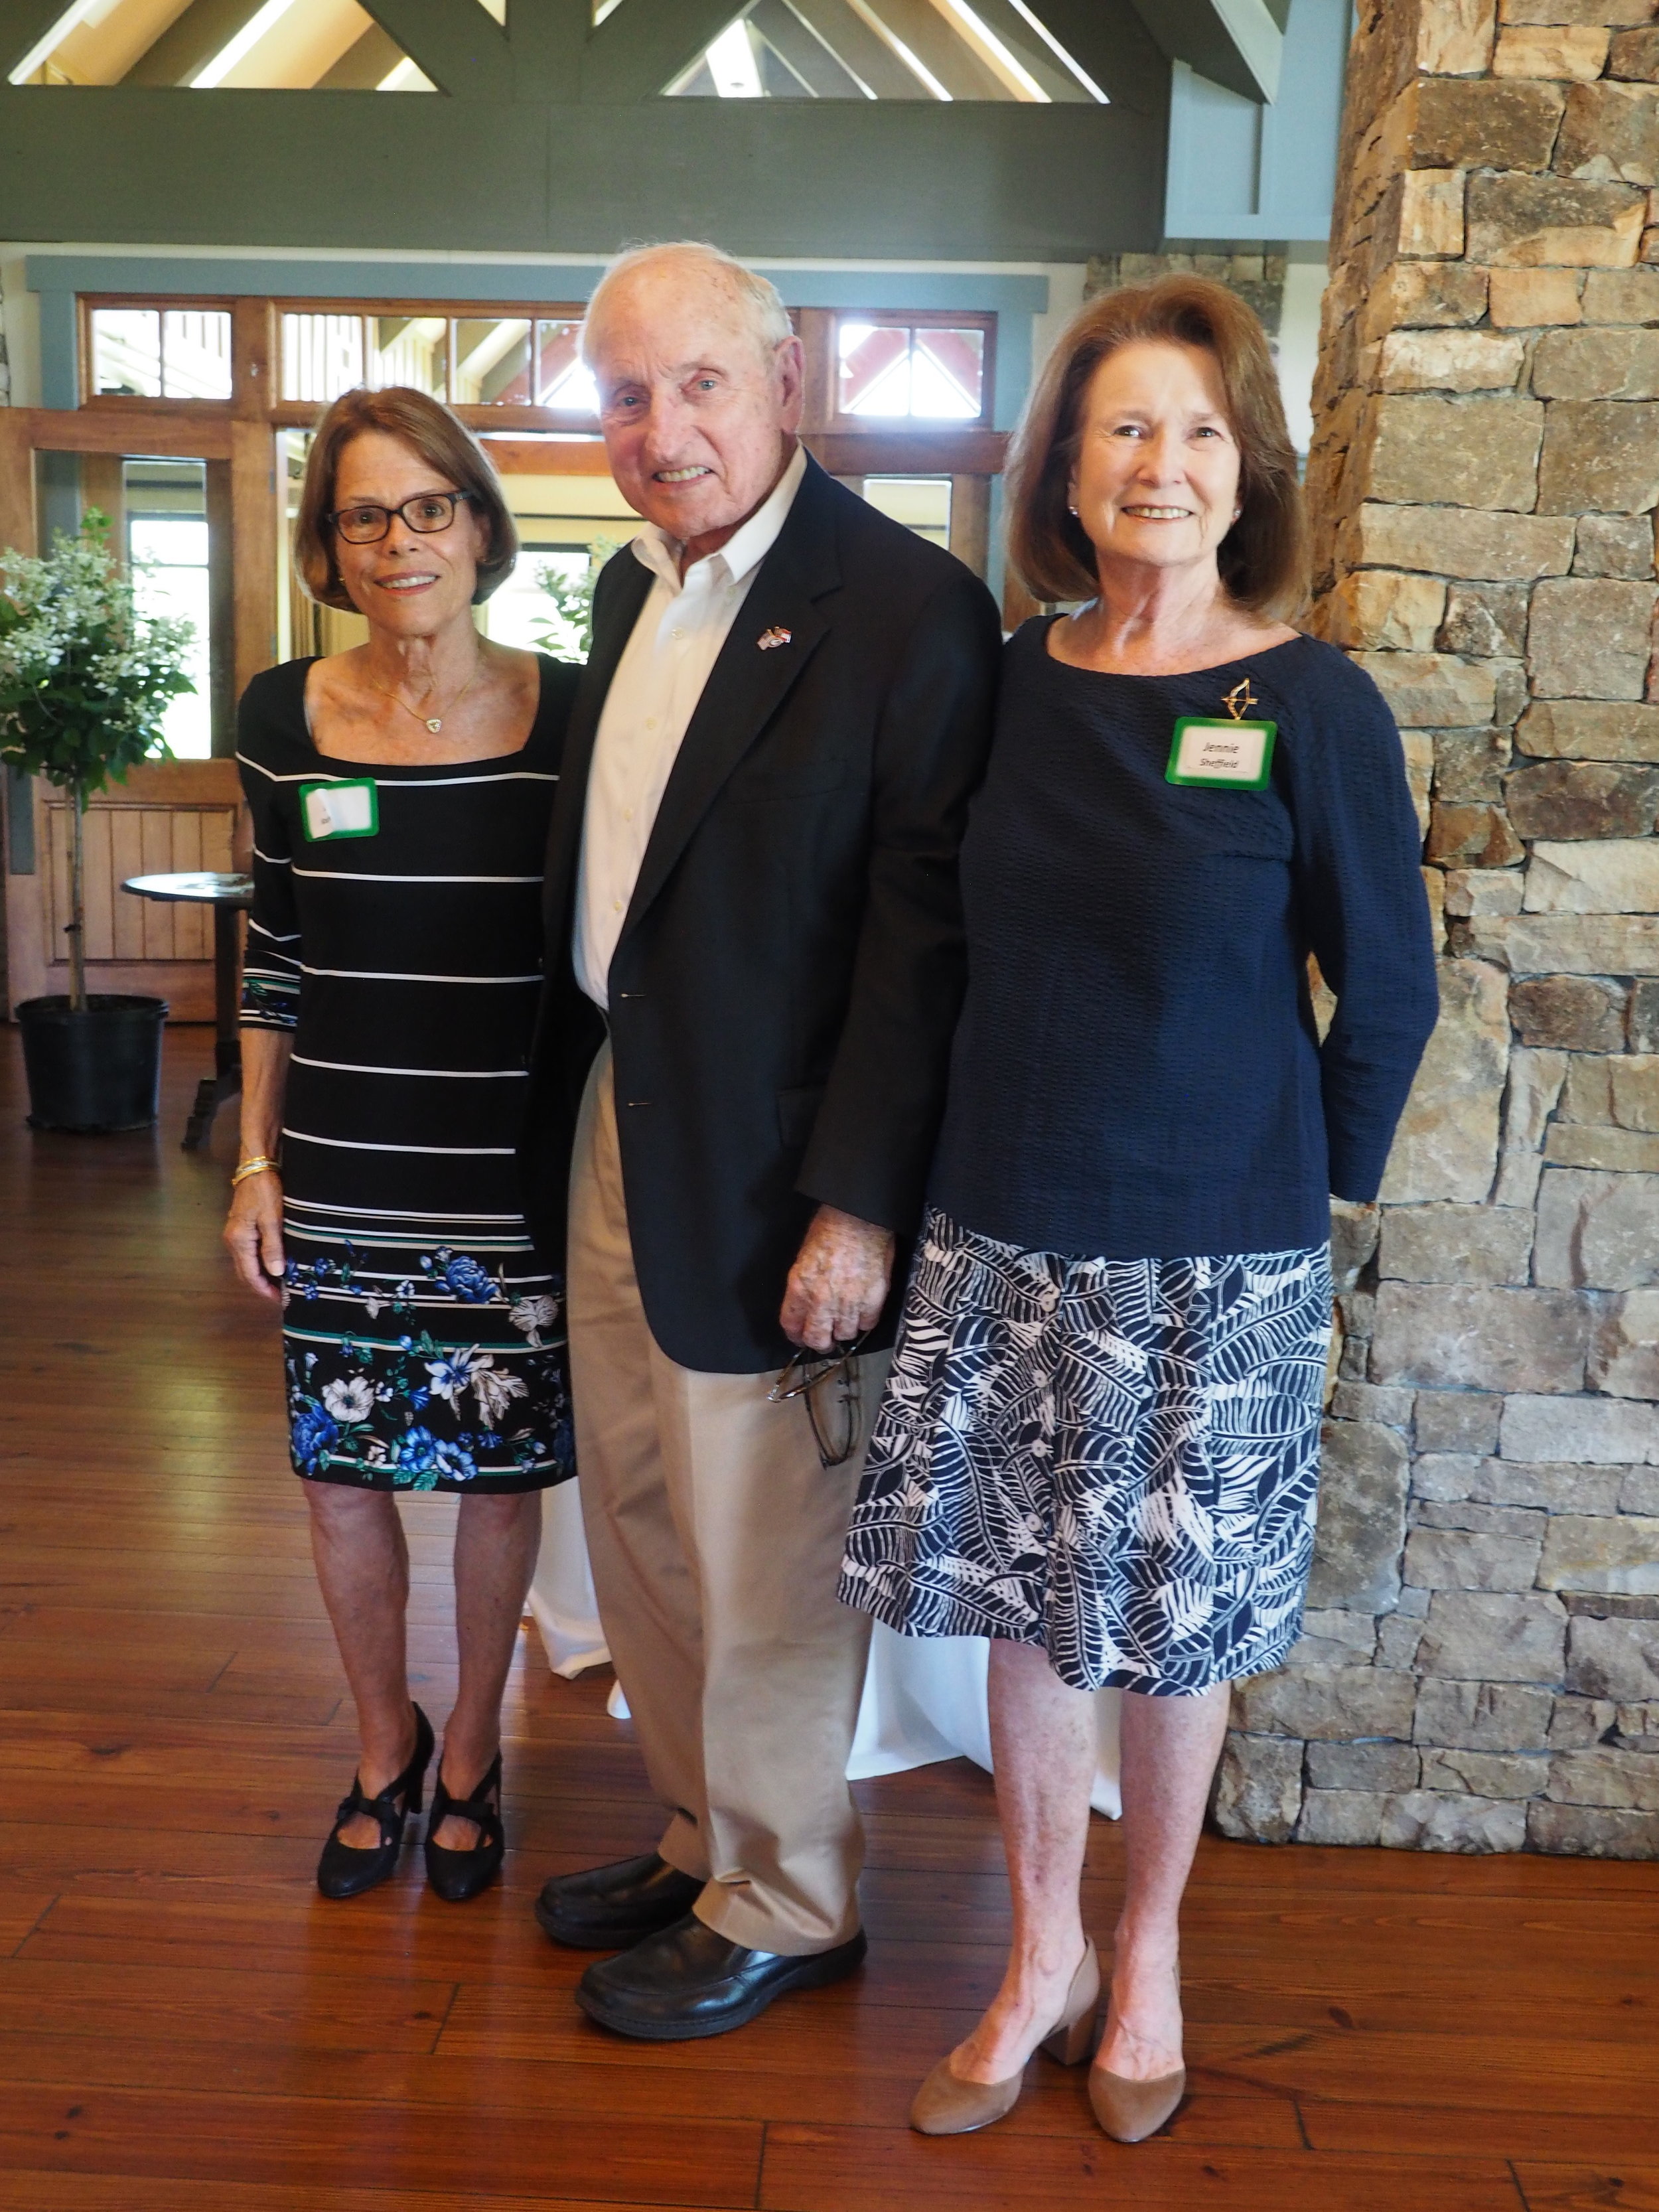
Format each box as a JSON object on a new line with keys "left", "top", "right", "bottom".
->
{"left": 423, "top": 1750, "right": 506, "bottom": 1903}
{"left": 316, "top": 1703, "right": 435, "bottom": 1901}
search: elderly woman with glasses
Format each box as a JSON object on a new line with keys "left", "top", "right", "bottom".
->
{"left": 224, "top": 386, "right": 578, "bottom": 1904}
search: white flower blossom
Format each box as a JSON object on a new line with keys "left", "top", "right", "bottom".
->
{"left": 321, "top": 1375, "right": 375, "bottom": 1424}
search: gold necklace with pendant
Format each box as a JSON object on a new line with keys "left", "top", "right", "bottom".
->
{"left": 371, "top": 658, "right": 480, "bottom": 736}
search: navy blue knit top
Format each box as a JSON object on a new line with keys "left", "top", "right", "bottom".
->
{"left": 928, "top": 619, "right": 1440, "bottom": 1262}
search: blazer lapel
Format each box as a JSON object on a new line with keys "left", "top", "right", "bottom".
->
{"left": 543, "top": 549, "right": 653, "bottom": 936}
{"left": 620, "top": 461, "right": 841, "bottom": 938}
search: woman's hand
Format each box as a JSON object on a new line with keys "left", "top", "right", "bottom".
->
{"left": 224, "top": 1168, "right": 286, "bottom": 1302}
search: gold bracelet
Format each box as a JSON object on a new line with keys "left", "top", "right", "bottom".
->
{"left": 232, "top": 1155, "right": 281, "bottom": 1186}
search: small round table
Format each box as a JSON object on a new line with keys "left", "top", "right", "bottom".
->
{"left": 121, "top": 871, "right": 253, "bottom": 1151}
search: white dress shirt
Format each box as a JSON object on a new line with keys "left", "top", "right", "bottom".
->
{"left": 573, "top": 443, "right": 809, "bottom": 1010}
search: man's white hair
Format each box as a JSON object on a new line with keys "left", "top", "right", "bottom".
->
{"left": 581, "top": 240, "right": 793, "bottom": 364}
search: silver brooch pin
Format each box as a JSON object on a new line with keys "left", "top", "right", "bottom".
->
{"left": 757, "top": 625, "right": 792, "bottom": 651}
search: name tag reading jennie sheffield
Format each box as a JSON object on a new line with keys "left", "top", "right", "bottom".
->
{"left": 1165, "top": 717, "right": 1277, "bottom": 792}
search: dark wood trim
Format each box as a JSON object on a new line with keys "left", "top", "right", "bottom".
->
{"left": 473, "top": 437, "right": 614, "bottom": 477}
{"left": 948, "top": 473, "right": 991, "bottom": 581}
{"left": 17, "top": 406, "right": 234, "bottom": 461}
{"left": 478, "top": 431, "right": 1011, "bottom": 479}
{"left": 267, "top": 402, "right": 601, "bottom": 435}
{"left": 806, "top": 428, "right": 1008, "bottom": 476}
{"left": 86, "top": 759, "right": 243, "bottom": 804}
{"left": 795, "top": 307, "right": 835, "bottom": 436}
{"left": 0, "top": 411, "right": 36, "bottom": 556}
{"left": 232, "top": 296, "right": 275, "bottom": 420}
{"left": 205, "top": 458, "right": 237, "bottom": 757}
{"left": 268, "top": 294, "right": 587, "bottom": 321}
{"left": 229, "top": 420, "right": 277, "bottom": 703}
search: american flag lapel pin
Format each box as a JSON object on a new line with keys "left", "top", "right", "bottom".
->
{"left": 757, "top": 625, "right": 792, "bottom": 650}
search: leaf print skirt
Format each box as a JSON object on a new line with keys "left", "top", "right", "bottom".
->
{"left": 838, "top": 1210, "right": 1333, "bottom": 1695}
{"left": 279, "top": 1198, "right": 575, "bottom": 1494}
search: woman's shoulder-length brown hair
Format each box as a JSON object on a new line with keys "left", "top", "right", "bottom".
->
{"left": 1005, "top": 275, "right": 1308, "bottom": 619}
{"left": 293, "top": 386, "right": 518, "bottom": 613}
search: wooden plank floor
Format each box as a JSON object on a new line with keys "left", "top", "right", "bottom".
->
{"left": 1, "top": 1025, "right": 1654, "bottom": 2211}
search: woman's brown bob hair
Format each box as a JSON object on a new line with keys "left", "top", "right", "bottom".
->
{"left": 293, "top": 386, "right": 518, "bottom": 613}
{"left": 1006, "top": 275, "right": 1307, "bottom": 618}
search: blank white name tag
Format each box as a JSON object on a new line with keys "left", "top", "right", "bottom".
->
{"left": 300, "top": 780, "right": 379, "bottom": 841}
{"left": 1166, "top": 718, "right": 1277, "bottom": 791}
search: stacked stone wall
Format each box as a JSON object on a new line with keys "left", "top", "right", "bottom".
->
{"left": 1084, "top": 248, "right": 1289, "bottom": 344}
{"left": 1216, "top": 0, "right": 1659, "bottom": 1858}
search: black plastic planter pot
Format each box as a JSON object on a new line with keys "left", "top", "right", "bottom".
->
{"left": 17, "top": 994, "right": 169, "bottom": 1133}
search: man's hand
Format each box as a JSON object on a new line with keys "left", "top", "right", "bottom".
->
{"left": 780, "top": 1204, "right": 896, "bottom": 1353}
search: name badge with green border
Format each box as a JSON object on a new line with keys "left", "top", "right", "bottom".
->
{"left": 1166, "top": 717, "right": 1277, "bottom": 791}
{"left": 300, "top": 780, "right": 379, "bottom": 842}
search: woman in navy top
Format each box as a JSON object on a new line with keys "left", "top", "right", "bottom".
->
{"left": 840, "top": 278, "right": 1437, "bottom": 2144}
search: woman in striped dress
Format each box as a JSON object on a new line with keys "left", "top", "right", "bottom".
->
{"left": 224, "top": 388, "right": 578, "bottom": 1903}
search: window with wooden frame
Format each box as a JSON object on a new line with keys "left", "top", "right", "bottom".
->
{"left": 79, "top": 296, "right": 1000, "bottom": 441}
{"left": 830, "top": 310, "right": 995, "bottom": 430}
{"left": 85, "top": 300, "right": 234, "bottom": 404}
{"left": 80, "top": 297, "right": 603, "bottom": 432}
{"left": 65, "top": 290, "right": 1011, "bottom": 605}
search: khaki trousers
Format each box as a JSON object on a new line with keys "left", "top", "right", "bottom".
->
{"left": 567, "top": 1045, "right": 881, "bottom": 1956}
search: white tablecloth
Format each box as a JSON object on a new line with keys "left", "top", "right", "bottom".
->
{"left": 528, "top": 1484, "right": 1122, "bottom": 1818}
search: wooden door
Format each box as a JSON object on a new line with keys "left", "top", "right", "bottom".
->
{"left": 0, "top": 406, "right": 274, "bottom": 1020}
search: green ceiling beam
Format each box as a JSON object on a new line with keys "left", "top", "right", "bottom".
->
{"left": 123, "top": 0, "right": 270, "bottom": 84}
{"left": 747, "top": 0, "right": 866, "bottom": 99}
{"left": 1019, "top": 0, "right": 1167, "bottom": 116}
{"left": 956, "top": 0, "right": 1092, "bottom": 102}
{"left": 502, "top": 0, "right": 589, "bottom": 94}
{"left": 783, "top": 0, "right": 927, "bottom": 98}
{"left": 580, "top": 0, "right": 747, "bottom": 101}
{"left": 856, "top": 0, "right": 1007, "bottom": 100}
{"left": 1123, "top": 0, "right": 1284, "bottom": 102}
{"left": 3, "top": 0, "right": 88, "bottom": 79}
{"left": 354, "top": 0, "right": 516, "bottom": 96}
{"left": 315, "top": 24, "right": 407, "bottom": 90}
{"left": 0, "top": 84, "right": 1163, "bottom": 258}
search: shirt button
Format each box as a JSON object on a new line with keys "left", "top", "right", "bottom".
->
{"left": 613, "top": 899, "right": 622, "bottom": 912}
{"left": 671, "top": 627, "right": 685, "bottom": 641}
{"left": 623, "top": 806, "right": 634, "bottom": 820}
{"left": 645, "top": 717, "right": 657, "bottom": 730}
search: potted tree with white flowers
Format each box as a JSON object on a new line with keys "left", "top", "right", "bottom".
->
{"left": 0, "top": 510, "right": 196, "bottom": 1130}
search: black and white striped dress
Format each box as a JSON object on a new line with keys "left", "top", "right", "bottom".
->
{"left": 237, "top": 655, "right": 578, "bottom": 1494}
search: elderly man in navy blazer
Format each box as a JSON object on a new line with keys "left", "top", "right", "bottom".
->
{"left": 522, "top": 240, "right": 999, "bottom": 2039}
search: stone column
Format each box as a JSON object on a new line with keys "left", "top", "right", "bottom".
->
{"left": 1084, "top": 247, "right": 1289, "bottom": 345}
{"left": 1216, "top": 0, "right": 1659, "bottom": 1860}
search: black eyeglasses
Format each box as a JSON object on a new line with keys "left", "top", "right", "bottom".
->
{"left": 328, "top": 490, "right": 474, "bottom": 545}
{"left": 768, "top": 1331, "right": 870, "bottom": 1468}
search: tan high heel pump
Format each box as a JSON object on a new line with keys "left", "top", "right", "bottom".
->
{"left": 910, "top": 1939, "right": 1100, "bottom": 2137}
{"left": 1088, "top": 1962, "right": 1185, "bottom": 2144}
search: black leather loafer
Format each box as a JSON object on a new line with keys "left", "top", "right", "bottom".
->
{"left": 534, "top": 1851, "right": 703, "bottom": 1949}
{"left": 575, "top": 1912, "right": 867, "bottom": 2041}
